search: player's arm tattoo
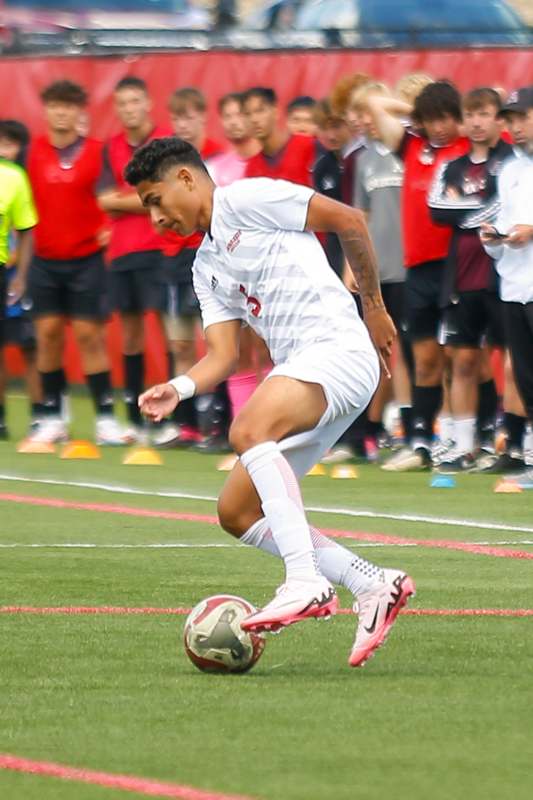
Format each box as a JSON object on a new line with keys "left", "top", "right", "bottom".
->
{"left": 339, "top": 221, "right": 385, "bottom": 313}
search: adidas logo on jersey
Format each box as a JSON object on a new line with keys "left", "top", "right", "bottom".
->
{"left": 211, "top": 275, "right": 219, "bottom": 291}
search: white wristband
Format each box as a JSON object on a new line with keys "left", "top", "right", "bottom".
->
{"left": 169, "top": 375, "right": 196, "bottom": 401}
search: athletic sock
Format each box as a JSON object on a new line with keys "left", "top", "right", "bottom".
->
{"left": 438, "top": 415, "right": 455, "bottom": 444}
{"left": 30, "top": 402, "right": 45, "bottom": 421}
{"left": 240, "top": 441, "right": 319, "bottom": 581}
{"left": 241, "top": 518, "right": 382, "bottom": 596}
{"left": 173, "top": 397, "right": 197, "bottom": 428}
{"left": 411, "top": 385, "right": 443, "bottom": 451}
{"left": 123, "top": 353, "right": 143, "bottom": 426}
{"left": 40, "top": 368, "right": 65, "bottom": 416}
{"left": 399, "top": 405, "right": 412, "bottom": 442}
{"left": 0, "top": 404, "right": 5, "bottom": 424}
{"left": 477, "top": 379, "right": 498, "bottom": 449}
{"left": 167, "top": 351, "right": 175, "bottom": 381}
{"left": 504, "top": 412, "right": 525, "bottom": 453}
{"left": 365, "top": 419, "right": 384, "bottom": 438}
{"left": 86, "top": 371, "right": 114, "bottom": 416}
{"left": 454, "top": 417, "right": 476, "bottom": 455}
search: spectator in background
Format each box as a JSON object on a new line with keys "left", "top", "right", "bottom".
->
{"left": 351, "top": 82, "right": 412, "bottom": 454}
{"left": 97, "top": 76, "right": 169, "bottom": 441}
{"left": 0, "top": 119, "right": 43, "bottom": 435}
{"left": 244, "top": 87, "right": 315, "bottom": 185}
{"left": 286, "top": 95, "right": 317, "bottom": 137}
{"left": 205, "top": 93, "right": 260, "bottom": 187}
{"left": 329, "top": 72, "right": 371, "bottom": 205}
{"left": 394, "top": 73, "right": 434, "bottom": 108}
{"left": 164, "top": 87, "right": 229, "bottom": 449}
{"left": 368, "top": 81, "right": 470, "bottom": 471}
{"left": 0, "top": 125, "right": 36, "bottom": 439}
{"left": 27, "top": 80, "right": 128, "bottom": 445}
{"left": 429, "top": 87, "right": 514, "bottom": 473}
{"left": 481, "top": 87, "right": 533, "bottom": 480}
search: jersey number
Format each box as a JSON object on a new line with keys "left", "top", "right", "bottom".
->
{"left": 239, "top": 284, "right": 262, "bottom": 317}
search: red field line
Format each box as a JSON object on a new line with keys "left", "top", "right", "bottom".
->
{"left": 1, "top": 491, "right": 532, "bottom": 561}
{"left": 0, "top": 753, "right": 254, "bottom": 800}
{"left": 1, "top": 606, "right": 532, "bottom": 618}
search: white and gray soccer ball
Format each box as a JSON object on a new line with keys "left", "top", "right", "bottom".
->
{"left": 183, "top": 594, "right": 266, "bottom": 674}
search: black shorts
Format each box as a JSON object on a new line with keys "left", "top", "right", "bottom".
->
{"left": 5, "top": 314, "right": 36, "bottom": 349}
{"left": 108, "top": 251, "right": 165, "bottom": 314}
{"left": 442, "top": 291, "right": 505, "bottom": 349}
{"left": 381, "top": 281, "right": 406, "bottom": 331}
{"left": 0, "top": 268, "right": 5, "bottom": 346}
{"left": 162, "top": 250, "right": 200, "bottom": 318}
{"left": 28, "top": 251, "right": 108, "bottom": 320}
{"left": 404, "top": 260, "right": 445, "bottom": 342}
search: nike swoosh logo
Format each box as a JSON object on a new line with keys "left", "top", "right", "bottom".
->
{"left": 364, "top": 606, "right": 380, "bottom": 634}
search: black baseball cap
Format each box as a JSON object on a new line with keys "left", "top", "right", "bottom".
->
{"left": 500, "top": 87, "right": 533, "bottom": 115}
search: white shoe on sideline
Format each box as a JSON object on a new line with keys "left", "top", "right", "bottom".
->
{"left": 95, "top": 416, "right": 136, "bottom": 446}
{"left": 349, "top": 569, "right": 415, "bottom": 667}
{"left": 28, "top": 416, "right": 68, "bottom": 444}
{"left": 151, "top": 422, "right": 181, "bottom": 448}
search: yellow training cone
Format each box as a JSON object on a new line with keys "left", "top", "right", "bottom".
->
{"left": 306, "top": 463, "right": 327, "bottom": 476}
{"left": 217, "top": 453, "right": 238, "bottom": 472}
{"left": 330, "top": 464, "right": 358, "bottom": 480}
{"left": 60, "top": 440, "right": 101, "bottom": 460}
{"left": 17, "top": 438, "right": 56, "bottom": 455}
{"left": 122, "top": 446, "right": 163, "bottom": 466}
{"left": 493, "top": 480, "right": 523, "bottom": 494}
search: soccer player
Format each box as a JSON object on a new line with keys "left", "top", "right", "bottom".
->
{"left": 0, "top": 132, "right": 37, "bottom": 438}
{"left": 428, "top": 88, "right": 514, "bottom": 472}
{"left": 27, "top": 80, "right": 127, "bottom": 444}
{"left": 208, "top": 93, "right": 260, "bottom": 187}
{"left": 286, "top": 96, "right": 317, "bottom": 137}
{"left": 126, "top": 137, "right": 415, "bottom": 667}
{"left": 368, "top": 81, "right": 470, "bottom": 471}
{"left": 98, "top": 76, "right": 169, "bottom": 440}
{"left": 481, "top": 87, "right": 533, "bottom": 479}
{"left": 243, "top": 87, "right": 316, "bottom": 186}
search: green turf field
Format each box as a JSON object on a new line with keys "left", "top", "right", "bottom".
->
{"left": 0, "top": 394, "right": 532, "bottom": 800}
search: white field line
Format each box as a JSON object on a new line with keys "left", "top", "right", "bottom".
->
{"left": 1, "top": 472, "right": 533, "bottom": 535}
{"left": 0, "top": 541, "right": 532, "bottom": 550}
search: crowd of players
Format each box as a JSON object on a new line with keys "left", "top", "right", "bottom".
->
{"left": 1, "top": 72, "right": 532, "bottom": 475}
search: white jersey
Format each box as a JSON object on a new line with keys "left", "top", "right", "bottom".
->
{"left": 193, "top": 178, "right": 373, "bottom": 366}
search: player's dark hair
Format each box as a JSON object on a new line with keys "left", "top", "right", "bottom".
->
{"left": 40, "top": 80, "right": 88, "bottom": 107}
{"left": 115, "top": 76, "right": 148, "bottom": 94}
{"left": 412, "top": 80, "right": 462, "bottom": 124}
{"left": 218, "top": 92, "right": 244, "bottom": 114}
{"left": 243, "top": 87, "right": 277, "bottom": 106}
{"left": 313, "top": 99, "right": 344, "bottom": 128}
{"left": 0, "top": 119, "right": 30, "bottom": 166}
{"left": 124, "top": 136, "right": 209, "bottom": 186}
{"left": 287, "top": 95, "right": 316, "bottom": 114}
{"left": 169, "top": 87, "right": 207, "bottom": 115}
{"left": 462, "top": 87, "right": 502, "bottom": 114}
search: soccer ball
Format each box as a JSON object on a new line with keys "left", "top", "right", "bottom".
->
{"left": 183, "top": 594, "right": 266, "bottom": 674}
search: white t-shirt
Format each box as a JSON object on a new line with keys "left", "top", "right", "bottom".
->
{"left": 193, "top": 178, "right": 373, "bottom": 366}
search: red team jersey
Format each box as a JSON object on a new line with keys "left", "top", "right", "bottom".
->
{"left": 28, "top": 135, "right": 106, "bottom": 261}
{"left": 400, "top": 131, "right": 470, "bottom": 268}
{"left": 245, "top": 134, "right": 315, "bottom": 187}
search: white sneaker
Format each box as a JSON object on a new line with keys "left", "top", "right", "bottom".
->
{"left": 151, "top": 422, "right": 181, "bottom": 448}
{"left": 28, "top": 416, "right": 68, "bottom": 444}
{"left": 95, "top": 416, "right": 136, "bottom": 446}
{"left": 349, "top": 569, "right": 415, "bottom": 667}
{"left": 381, "top": 446, "right": 431, "bottom": 472}
{"left": 241, "top": 576, "right": 337, "bottom": 633}
{"left": 431, "top": 438, "right": 455, "bottom": 465}
{"left": 321, "top": 445, "right": 355, "bottom": 464}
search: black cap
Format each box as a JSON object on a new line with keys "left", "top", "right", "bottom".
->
{"left": 500, "top": 87, "right": 533, "bottom": 115}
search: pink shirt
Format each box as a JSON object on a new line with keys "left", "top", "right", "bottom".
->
{"left": 207, "top": 150, "right": 248, "bottom": 187}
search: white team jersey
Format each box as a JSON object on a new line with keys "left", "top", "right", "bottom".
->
{"left": 193, "top": 178, "right": 373, "bottom": 366}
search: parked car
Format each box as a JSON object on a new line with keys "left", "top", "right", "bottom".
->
{"left": 243, "top": 0, "right": 531, "bottom": 45}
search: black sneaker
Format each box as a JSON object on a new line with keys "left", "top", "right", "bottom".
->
{"left": 477, "top": 450, "right": 526, "bottom": 474}
{"left": 438, "top": 452, "right": 476, "bottom": 474}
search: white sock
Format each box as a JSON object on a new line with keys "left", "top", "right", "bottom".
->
{"left": 454, "top": 417, "right": 476, "bottom": 455}
{"left": 241, "top": 517, "right": 383, "bottom": 596}
{"left": 240, "top": 441, "right": 319, "bottom": 581}
{"left": 439, "top": 415, "right": 455, "bottom": 443}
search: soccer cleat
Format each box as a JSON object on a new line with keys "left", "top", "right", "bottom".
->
{"left": 437, "top": 450, "right": 476, "bottom": 474}
{"left": 474, "top": 449, "right": 526, "bottom": 474}
{"left": 151, "top": 422, "right": 181, "bottom": 448}
{"left": 381, "top": 446, "right": 431, "bottom": 472}
{"left": 241, "top": 576, "right": 338, "bottom": 633}
{"left": 349, "top": 570, "right": 415, "bottom": 668}
{"left": 175, "top": 425, "right": 204, "bottom": 446}
{"left": 320, "top": 444, "right": 355, "bottom": 464}
{"left": 95, "top": 416, "right": 136, "bottom": 446}
{"left": 27, "top": 416, "right": 68, "bottom": 444}
{"left": 431, "top": 438, "right": 456, "bottom": 465}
